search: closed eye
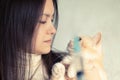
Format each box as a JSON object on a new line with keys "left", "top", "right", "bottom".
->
{"left": 38, "top": 19, "right": 53, "bottom": 24}
{"left": 39, "top": 14, "right": 54, "bottom": 24}
{"left": 38, "top": 20, "right": 47, "bottom": 24}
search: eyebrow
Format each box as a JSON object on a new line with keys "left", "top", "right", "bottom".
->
{"left": 42, "top": 13, "right": 54, "bottom": 18}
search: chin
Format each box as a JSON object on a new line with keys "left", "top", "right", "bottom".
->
{"left": 43, "top": 47, "right": 51, "bottom": 53}
{"left": 43, "top": 49, "right": 51, "bottom": 54}
{"left": 35, "top": 48, "right": 51, "bottom": 54}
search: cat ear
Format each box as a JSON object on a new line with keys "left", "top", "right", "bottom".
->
{"left": 93, "top": 32, "right": 102, "bottom": 53}
{"left": 93, "top": 32, "right": 101, "bottom": 46}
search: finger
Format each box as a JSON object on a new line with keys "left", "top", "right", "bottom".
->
{"left": 61, "top": 55, "right": 72, "bottom": 65}
{"left": 67, "top": 65, "right": 77, "bottom": 78}
{"left": 67, "top": 40, "right": 74, "bottom": 52}
{"left": 65, "top": 75, "right": 77, "bottom": 80}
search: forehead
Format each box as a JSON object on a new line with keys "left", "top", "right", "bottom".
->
{"left": 43, "top": 0, "right": 54, "bottom": 15}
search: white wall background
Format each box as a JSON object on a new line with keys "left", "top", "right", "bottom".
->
{"left": 52, "top": 0, "right": 120, "bottom": 80}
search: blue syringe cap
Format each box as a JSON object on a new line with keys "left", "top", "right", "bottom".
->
{"left": 73, "top": 36, "right": 81, "bottom": 53}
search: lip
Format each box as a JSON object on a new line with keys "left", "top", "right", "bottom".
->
{"left": 44, "top": 39, "right": 52, "bottom": 44}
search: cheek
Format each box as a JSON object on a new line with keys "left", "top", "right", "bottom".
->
{"left": 32, "top": 29, "right": 51, "bottom": 54}
{"left": 32, "top": 34, "right": 43, "bottom": 53}
{"left": 34, "top": 41, "right": 51, "bottom": 54}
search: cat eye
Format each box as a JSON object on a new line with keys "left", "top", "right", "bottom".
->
{"left": 79, "top": 37, "right": 82, "bottom": 41}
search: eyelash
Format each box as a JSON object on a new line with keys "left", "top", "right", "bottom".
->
{"left": 39, "top": 19, "right": 54, "bottom": 24}
{"left": 39, "top": 21, "right": 46, "bottom": 24}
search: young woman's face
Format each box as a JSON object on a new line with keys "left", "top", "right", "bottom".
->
{"left": 32, "top": 0, "right": 56, "bottom": 54}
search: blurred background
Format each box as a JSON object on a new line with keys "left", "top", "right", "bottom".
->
{"left": 52, "top": 0, "right": 120, "bottom": 80}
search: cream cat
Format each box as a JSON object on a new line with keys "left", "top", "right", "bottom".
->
{"left": 51, "top": 33, "right": 107, "bottom": 80}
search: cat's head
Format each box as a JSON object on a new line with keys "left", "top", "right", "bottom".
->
{"left": 80, "top": 32, "right": 102, "bottom": 54}
{"left": 67, "top": 32, "right": 102, "bottom": 54}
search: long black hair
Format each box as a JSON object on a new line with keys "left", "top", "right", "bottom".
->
{"left": 0, "top": 0, "right": 67, "bottom": 80}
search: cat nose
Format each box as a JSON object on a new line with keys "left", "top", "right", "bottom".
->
{"left": 79, "top": 37, "right": 82, "bottom": 41}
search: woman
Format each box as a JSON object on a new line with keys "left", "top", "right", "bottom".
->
{"left": 0, "top": 0, "right": 107, "bottom": 80}
{"left": 0, "top": 0, "right": 71, "bottom": 80}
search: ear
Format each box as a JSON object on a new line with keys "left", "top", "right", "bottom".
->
{"left": 93, "top": 32, "right": 101, "bottom": 46}
{"left": 93, "top": 32, "right": 102, "bottom": 53}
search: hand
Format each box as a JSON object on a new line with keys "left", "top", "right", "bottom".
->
{"left": 51, "top": 56, "right": 77, "bottom": 80}
{"left": 63, "top": 63, "right": 77, "bottom": 80}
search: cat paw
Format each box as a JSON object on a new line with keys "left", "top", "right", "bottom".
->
{"left": 62, "top": 55, "right": 72, "bottom": 65}
{"left": 67, "top": 40, "right": 74, "bottom": 53}
{"left": 67, "top": 66, "right": 76, "bottom": 78}
{"left": 52, "top": 63, "right": 65, "bottom": 78}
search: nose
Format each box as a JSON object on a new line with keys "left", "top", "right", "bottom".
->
{"left": 48, "top": 23, "right": 56, "bottom": 35}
